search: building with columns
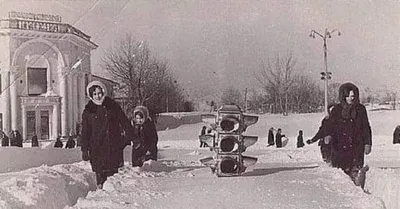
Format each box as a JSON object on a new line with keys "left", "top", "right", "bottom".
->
{"left": 0, "top": 11, "right": 109, "bottom": 141}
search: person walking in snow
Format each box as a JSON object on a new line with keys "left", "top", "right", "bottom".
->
{"left": 297, "top": 130, "right": 304, "bottom": 148}
{"left": 54, "top": 136, "right": 63, "bottom": 148}
{"left": 1, "top": 131, "right": 9, "bottom": 147}
{"left": 326, "top": 82, "right": 372, "bottom": 189}
{"left": 131, "top": 106, "right": 158, "bottom": 167}
{"left": 81, "top": 80, "right": 138, "bottom": 189}
{"left": 199, "top": 126, "right": 207, "bottom": 148}
{"left": 307, "top": 104, "right": 336, "bottom": 165}
{"left": 65, "top": 134, "right": 76, "bottom": 149}
{"left": 10, "top": 130, "right": 23, "bottom": 147}
{"left": 31, "top": 134, "right": 39, "bottom": 147}
{"left": 267, "top": 127, "right": 275, "bottom": 146}
{"left": 393, "top": 125, "right": 400, "bottom": 144}
{"left": 275, "top": 128, "right": 285, "bottom": 148}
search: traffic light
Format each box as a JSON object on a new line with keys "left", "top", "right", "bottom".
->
{"left": 199, "top": 104, "right": 259, "bottom": 177}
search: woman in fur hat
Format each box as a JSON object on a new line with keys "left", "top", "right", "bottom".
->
{"left": 131, "top": 105, "right": 159, "bottom": 167}
{"left": 81, "top": 80, "right": 139, "bottom": 189}
{"left": 328, "top": 82, "right": 372, "bottom": 189}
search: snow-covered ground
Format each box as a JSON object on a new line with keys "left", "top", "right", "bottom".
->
{"left": 1, "top": 110, "right": 400, "bottom": 209}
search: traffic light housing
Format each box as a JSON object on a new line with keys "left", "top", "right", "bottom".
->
{"left": 199, "top": 104, "right": 259, "bottom": 177}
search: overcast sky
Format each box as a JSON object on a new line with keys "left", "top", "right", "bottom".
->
{"left": 1, "top": 0, "right": 399, "bottom": 99}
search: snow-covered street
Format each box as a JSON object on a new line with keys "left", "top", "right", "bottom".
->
{"left": 1, "top": 110, "right": 400, "bottom": 209}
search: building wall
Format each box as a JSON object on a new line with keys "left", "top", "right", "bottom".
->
{"left": 0, "top": 26, "right": 97, "bottom": 140}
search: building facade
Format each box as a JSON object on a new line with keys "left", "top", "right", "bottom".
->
{"left": 0, "top": 11, "right": 100, "bottom": 141}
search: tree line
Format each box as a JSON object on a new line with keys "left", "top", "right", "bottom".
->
{"left": 102, "top": 35, "right": 396, "bottom": 116}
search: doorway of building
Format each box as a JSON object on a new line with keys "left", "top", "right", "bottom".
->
{"left": 26, "top": 109, "right": 50, "bottom": 140}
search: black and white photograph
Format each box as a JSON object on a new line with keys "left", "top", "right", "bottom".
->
{"left": 0, "top": 0, "right": 399, "bottom": 208}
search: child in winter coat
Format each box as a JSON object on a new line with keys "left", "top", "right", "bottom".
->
{"left": 131, "top": 106, "right": 159, "bottom": 167}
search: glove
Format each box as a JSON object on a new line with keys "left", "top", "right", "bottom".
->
{"left": 82, "top": 151, "right": 90, "bottom": 161}
{"left": 306, "top": 139, "right": 313, "bottom": 144}
{"left": 364, "top": 144, "right": 371, "bottom": 155}
{"left": 132, "top": 139, "right": 142, "bottom": 150}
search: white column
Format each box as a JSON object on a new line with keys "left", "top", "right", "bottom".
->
{"left": 21, "top": 105, "right": 27, "bottom": 141}
{"left": 59, "top": 67, "right": 68, "bottom": 138}
{"left": 78, "top": 73, "right": 86, "bottom": 122}
{"left": 47, "top": 66, "right": 52, "bottom": 93}
{"left": 53, "top": 102, "right": 59, "bottom": 139}
{"left": 72, "top": 74, "right": 78, "bottom": 135}
{"left": 1, "top": 70, "right": 11, "bottom": 134}
{"left": 67, "top": 74, "right": 73, "bottom": 135}
{"left": 9, "top": 68, "right": 18, "bottom": 131}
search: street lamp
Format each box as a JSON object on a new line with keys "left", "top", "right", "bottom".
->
{"left": 309, "top": 28, "right": 341, "bottom": 116}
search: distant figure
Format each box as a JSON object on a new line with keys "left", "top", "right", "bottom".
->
{"left": 65, "top": 135, "right": 76, "bottom": 149}
{"left": 54, "top": 136, "right": 63, "bottom": 148}
{"left": 10, "top": 130, "right": 23, "bottom": 147}
{"left": 393, "top": 125, "right": 400, "bottom": 144}
{"left": 275, "top": 128, "right": 285, "bottom": 148}
{"left": 31, "top": 135, "right": 39, "bottom": 147}
{"left": 199, "top": 126, "right": 207, "bottom": 148}
{"left": 297, "top": 130, "right": 304, "bottom": 148}
{"left": 267, "top": 127, "right": 275, "bottom": 146}
{"left": 1, "top": 131, "right": 9, "bottom": 147}
{"left": 76, "top": 123, "right": 82, "bottom": 147}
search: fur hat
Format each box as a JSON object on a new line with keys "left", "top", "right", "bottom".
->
{"left": 338, "top": 82, "right": 360, "bottom": 105}
{"left": 133, "top": 106, "right": 149, "bottom": 120}
{"left": 86, "top": 80, "right": 107, "bottom": 105}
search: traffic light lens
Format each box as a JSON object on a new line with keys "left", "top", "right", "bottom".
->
{"left": 220, "top": 136, "right": 237, "bottom": 152}
{"left": 220, "top": 115, "right": 239, "bottom": 132}
{"left": 220, "top": 158, "right": 238, "bottom": 174}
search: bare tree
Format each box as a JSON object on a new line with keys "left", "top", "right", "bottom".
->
{"left": 221, "top": 86, "right": 244, "bottom": 107}
{"left": 255, "top": 53, "right": 296, "bottom": 114}
{"left": 102, "top": 34, "right": 183, "bottom": 117}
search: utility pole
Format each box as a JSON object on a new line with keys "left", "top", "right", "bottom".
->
{"left": 244, "top": 88, "right": 248, "bottom": 112}
{"left": 310, "top": 28, "right": 340, "bottom": 116}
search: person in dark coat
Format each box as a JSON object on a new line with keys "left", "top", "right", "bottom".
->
{"left": 267, "top": 127, "right": 275, "bottom": 146}
{"left": 31, "top": 134, "right": 39, "bottom": 147}
{"left": 275, "top": 128, "right": 285, "bottom": 148}
{"left": 54, "top": 136, "right": 63, "bottom": 148}
{"left": 81, "top": 81, "right": 137, "bottom": 189}
{"left": 297, "top": 130, "right": 304, "bottom": 148}
{"left": 328, "top": 82, "right": 372, "bottom": 189}
{"left": 1, "top": 131, "right": 9, "bottom": 147}
{"left": 10, "top": 130, "right": 23, "bottom": 147}
{"left": 307, "top": 104, "right": 336, "bottom": 165}
{"left": 199, "top": 126, "right": 207, "bottom": 148}
{"left": 131, "top": 106, "right": 158, "bottom": 167}
{"left": 65, "top": 135, "right": 76, "bottom": 149}
{"left": 393, "top": 125, "right": 400, "bottom": 144}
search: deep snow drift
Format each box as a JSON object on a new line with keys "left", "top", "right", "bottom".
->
{"left": 0, "top": 110, "right": 400, "bottom": 209}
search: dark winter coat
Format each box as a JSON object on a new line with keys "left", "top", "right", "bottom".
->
{"left": 54, "top": 139, "right": 63, "bottom": 148}
{"left": 268, "top": 129, "right": 274, "bottom": 145}
{"left": 10, "top": 131, "right": 23, "bottom": 147}
{"left": 275, "top": 133, "right": 285, "bottom": 148}
{"left": 297, "top": 135, "right": 304, "bottom": 148}
{"left": 1, "top": 134, "right": 9, "bottom": 147}
{"left": 132, "top": 118, "right": 158, "bottom": 162}
{"left": 65, "top": 137, "right": 76, "bottom": 149}
{"left": 81, "top": 96, "right": 135, "bottom": 173}
{"left": 31, "top": 135, "right": 39, "bottom": 147}
{"left": 393, "top": 126, "right": 400, "bottom": 144}
{"left": 328, "top": 83, "right": 372, "bottom": 170}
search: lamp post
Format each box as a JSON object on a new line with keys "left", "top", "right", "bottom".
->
{"left": 309, "top": 28, "right": 340, "bottom": 116}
